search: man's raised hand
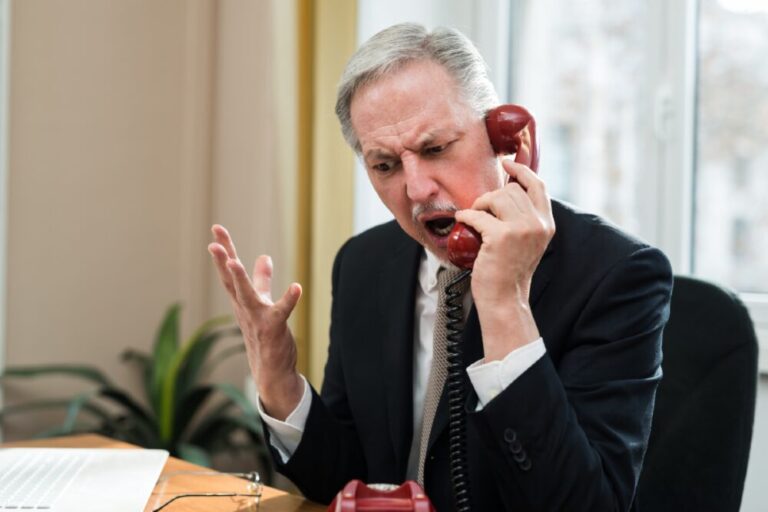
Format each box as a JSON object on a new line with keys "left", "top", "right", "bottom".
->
{"left": 208, "top": 224, "right": 304, "bottom": 420}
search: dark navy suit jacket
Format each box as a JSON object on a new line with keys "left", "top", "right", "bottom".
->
{"left": 268, "top": 200, "right": 673, "bottom": 511}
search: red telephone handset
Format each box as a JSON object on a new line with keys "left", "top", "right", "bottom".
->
{"left": 446, "top": 105, "right": 539, "bottom": 269}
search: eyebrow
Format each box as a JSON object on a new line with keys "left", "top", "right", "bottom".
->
{"left": 364, "top": 148, "right": 396, "bottom": 162}
{"left": 363, "top": 130, "right": 449, "bottom": 162}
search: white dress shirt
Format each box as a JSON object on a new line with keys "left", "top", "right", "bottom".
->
{"left": 257, "top": 249, "right": 545, "bottom": 479}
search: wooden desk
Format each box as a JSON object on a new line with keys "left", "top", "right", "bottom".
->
{"left": 2, "top": 434, "right": 325, "bottom": 512}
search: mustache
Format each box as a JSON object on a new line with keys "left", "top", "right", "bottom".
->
{"left": 412, "top": 201, "right": 458, "bottom": 223}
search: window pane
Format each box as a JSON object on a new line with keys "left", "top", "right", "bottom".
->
{"left": 694, "top": 0, "right": 768, "bottom": 293}
{"left": 512, "top": 0, "right": 650, "bottom": 236}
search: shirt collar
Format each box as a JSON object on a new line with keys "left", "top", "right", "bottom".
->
{"left": 418, "top": 249, "right": 446, "bottom": 295}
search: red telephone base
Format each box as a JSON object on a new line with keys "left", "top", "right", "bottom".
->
{"left": 327, "top": 480, "right": 436, "bottom": 512}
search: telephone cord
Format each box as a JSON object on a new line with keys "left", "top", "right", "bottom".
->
{"left": 444, "top": 269, "right": 473, "bottom": 512}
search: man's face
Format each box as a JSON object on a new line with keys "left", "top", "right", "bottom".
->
{"left": 350, "top": 59, "right": 504, "bottom": 261}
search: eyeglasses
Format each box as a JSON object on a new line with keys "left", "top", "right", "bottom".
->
{"left": 149, "top": 470, "right": 262, "bottom": 511}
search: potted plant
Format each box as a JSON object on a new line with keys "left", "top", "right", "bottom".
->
{"left": 0, "top": 303, "right": 272, "bottom": 481}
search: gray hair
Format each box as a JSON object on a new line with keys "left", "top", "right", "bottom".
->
{"left": 335, "top": 23, "right": 499, "bottom": 153}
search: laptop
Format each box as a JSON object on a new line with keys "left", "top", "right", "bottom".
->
{"left": 0, "top": 447, "right": 168, "bottom": 512}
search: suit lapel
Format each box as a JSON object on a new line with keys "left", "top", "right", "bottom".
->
{"left": 378, "top": 236, "right": 422, "bottom": 478}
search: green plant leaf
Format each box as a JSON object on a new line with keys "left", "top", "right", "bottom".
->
{"left": 188, "top": 414, "right": 239, "bottom": 448}
{"left": 62, "top": 390, "right": 101, "bottom": 433}
{"left": 121, "top": 348, "right": 153, "bottom": 405}
{"left": 98, "top": 387, "right": 155, "bottom": 426}
{"left": 0, "top": 398, "right": 77, "bottom": 418}
{"left": 157, "top": 315, "right": 232, "bottom": 444}
{"left": 200, "top": 342, "right": 245, "bottom": 380}
{"left": 0, "top": 365, "right": 113, "bottom": 387}
{"left": 177, "top": 326, "right": 239, "bottom": 401}
{"left": 172, "top": 385, "right": 214, "bottom": 441}
{"left": 94, "top": 387, "right": 161, "bottom": 447}
{"left": 176, "top": 442, "right": 212, "bottom": 467}
{"left": 0, "top": 396, "right": 110, "bottom": 425}
{"left": 212, "top": 383, "right": 259, "bottom": 420}
{"left": 149, "top": 303, "right": 182, "bottom": 417}
{"left": 182, "top": 396, "right": 237, "bottom": 445}
{"left": 186, "top": 382, "right": 262, "bottom": 447}
{"left": 121, "top": 348, "right": 151, "bottom": 369}
{"left": 0, "top": 394, "right": 134, "bottom": 441}
{"left": 103, "top": 414, "right": 159, "bottom": 447}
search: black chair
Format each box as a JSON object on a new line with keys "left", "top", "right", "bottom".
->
{"left": 635, "top": 275, "right": 759, "bottom": 511}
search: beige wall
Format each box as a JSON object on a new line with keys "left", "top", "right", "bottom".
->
{"left": 2, "top": 0, "right": 296, "bottom": 440}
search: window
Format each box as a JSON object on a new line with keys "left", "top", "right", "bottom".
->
{"left": 509, "top": 0, "right": 653, "bottom": 238}
{"left": 509, "top": 0, "right": 767, "bottom": 370}
{"left": 694, "top": 0, "right": 768, "bottom": 294}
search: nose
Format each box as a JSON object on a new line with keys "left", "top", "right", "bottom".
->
{"left": 403, "top": 155, "right": 439, "bottom": 204}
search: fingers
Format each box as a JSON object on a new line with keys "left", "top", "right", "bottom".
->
{"left": 227, "top": 258, "right": 259, "bottom": 307}
{"left": 212, "top": 224, "right": 239, "bottom": 260}
{"left": 209, "top": 224, "right": 242, "bottom": 301}
{"left": 471, "top": 182, "right": 535, "bottom": 221}
{"left": 500, "top": 157, "right": 550, "bottom": 214}
{"left": 454, "top": 208, "right": 498, "bottom": 238}
{"left": 456, "top": 174, "right": 554, "bottom": 242}
{"left": 209, "top": 224, "right": 256, "bottom": 307}
{"left": 208, "top": 225, "right": 300, "bottom": 322}
{"left": 209, "top": 242, "right": 236, "bottom": 298}
{"left": 252, "top": 255, "right": 274, "bottom": 302}
{"left": 274, "top": 283, "right": 303, "bottom": 322}
{"left": 466, "top": 157, "right": 553, "bottom": 229}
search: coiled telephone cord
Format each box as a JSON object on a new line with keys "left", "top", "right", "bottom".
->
{"left": 444, "top": 269, "right": 473, "bottom": 512}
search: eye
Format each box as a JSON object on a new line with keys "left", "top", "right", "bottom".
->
{"left": 371, "top": 160, "right": 401, "bottom": 174}
{"left": 424, "top": 144, "right": 447, "bottom": 156}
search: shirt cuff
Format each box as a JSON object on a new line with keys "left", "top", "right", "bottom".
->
{"left": 466, "top": 338, "right": 546, "bottom": 409}
{"left": 256, "top": 374, "right": 312, "bottom": 463}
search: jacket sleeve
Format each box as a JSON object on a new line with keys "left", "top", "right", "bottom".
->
{"left": 264, "top": 239, "right": 367, "bottom": 504}
{"left": 469, "top": 246, "right": 672, "bottom": 511}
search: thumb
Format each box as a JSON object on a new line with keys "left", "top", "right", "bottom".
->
{"left": 274, "top": 283, "right": 302, "bottom": 321}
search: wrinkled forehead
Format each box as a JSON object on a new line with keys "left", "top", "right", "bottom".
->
{"left": 352, "top": 58, "right": 464, "bottom": 105}
{"left": 350, "top": 60, "right": 473, "bottom": 134}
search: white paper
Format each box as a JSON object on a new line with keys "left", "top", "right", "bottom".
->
{"left": 0, "top": 448, "right": 168, "bottom": 512}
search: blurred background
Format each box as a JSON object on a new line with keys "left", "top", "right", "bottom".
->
{"left": 0, "top": 0, "right": 765, "bottom": 507}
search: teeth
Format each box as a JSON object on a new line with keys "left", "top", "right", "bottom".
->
{"left": 427, "top": 218, "right": 456, "bottom": 236}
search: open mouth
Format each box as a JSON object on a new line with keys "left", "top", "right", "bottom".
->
{"left": 425, "top": 217, "right": 456, "bottom": 237}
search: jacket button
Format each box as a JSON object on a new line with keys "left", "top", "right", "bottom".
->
{"left": 508, "top": 439, "right": 523, "bottom": 454}
{"left": 519, "top": 458, "right": 532, "bottom": 472}
{"left": 513, "top": 450, "right": 527, "bottom": 463}
{"left": 503, "top": 428, "right": 517, "bottom": 443}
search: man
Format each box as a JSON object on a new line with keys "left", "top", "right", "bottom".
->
{"left": 209, "top": 23, "right": 672, "bottom": 511}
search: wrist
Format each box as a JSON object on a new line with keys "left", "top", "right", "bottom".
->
{"left": 477, "top": 298, "right": 540, "bottom": 362}
{"left": 258, "top": 371, "right": 304, "bottom": 421}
